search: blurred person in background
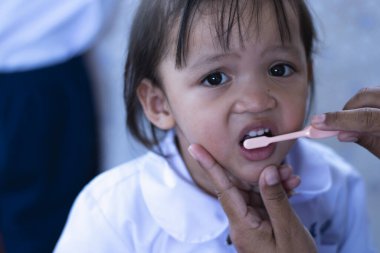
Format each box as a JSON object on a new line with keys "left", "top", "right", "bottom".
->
{"left": 0, "top": 1, "right": 118, "bottom": 252}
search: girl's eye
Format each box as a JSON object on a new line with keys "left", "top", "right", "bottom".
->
{"left": 268, "top": 64, "right": 294, "bottom": 77}
{"left": 201, "top": 72, "right": 229, "bottom": 86}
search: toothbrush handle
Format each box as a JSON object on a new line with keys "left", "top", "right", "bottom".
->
{"left": 265, "top": 130, "right": 307, "bottom": 144}
{"left": 243, "top": 129, "right": 306, "bottom": 149}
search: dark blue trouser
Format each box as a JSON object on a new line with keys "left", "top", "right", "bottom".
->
{"left": 0, "top": 55, "right": 99, "bottom": 253}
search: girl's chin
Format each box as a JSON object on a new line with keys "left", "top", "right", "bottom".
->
{"left": 236, "top": 158, "right": 285, "bottom": 184}
{"left": 226, "top": 171, "right": 258, "bottom": 190}
{"left": 231, "top": 170, "right": 262, "bottom": 188}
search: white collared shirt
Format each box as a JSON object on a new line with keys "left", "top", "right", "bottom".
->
{"left": 54, "top": 133, "right": 376, "bottom": 253}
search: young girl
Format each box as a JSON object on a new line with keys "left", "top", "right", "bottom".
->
{"left": 55, "top": 0, "right": 376, "bottom": 252}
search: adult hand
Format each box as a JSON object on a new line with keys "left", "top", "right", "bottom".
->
{"left": 311, "top": 86, "right": 380, "bottom": 158}
{"left": 188, "top": 144, "right": 317, "bottom": 253}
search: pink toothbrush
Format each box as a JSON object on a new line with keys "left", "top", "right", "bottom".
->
{"left": 243, "top": 125, "right": 339, "bottom": 149}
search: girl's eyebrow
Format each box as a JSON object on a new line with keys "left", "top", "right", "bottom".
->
{"left": 186, "top": 45, "right": 302, "bottom": 70}
{"left": 188, "top": 53, "right": 241, "bottom": 70}
{"left": 260, "top": 45, "right": 302, "bottom": 57}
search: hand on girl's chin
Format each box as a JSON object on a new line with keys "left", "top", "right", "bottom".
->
{"left": 225, "top": 161, "right": 274, "bottom": 190}
{"left": 188, "top": 143, "right": 299, "bottom": 195}
{"left": 228, "top": 162, "right": 299, "bottom": 195}
{"left": 227, "top": 173, "right": 254, "bottom": 191}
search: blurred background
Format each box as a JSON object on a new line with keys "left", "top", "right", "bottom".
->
{"left": 309, "top": 1, "right": 380, "bottom": 250}
{"left": 88, "top": 0, "right": 380, "bottom": 251}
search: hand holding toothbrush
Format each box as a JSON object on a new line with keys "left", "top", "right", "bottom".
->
{"left": 243, "top": 125, "right": 338, "bottom": 150}
{"left": 312, "top": 86, "right": 380, "bottom": 158}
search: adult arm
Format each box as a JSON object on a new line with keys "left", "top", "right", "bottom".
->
{"left": 188, "top": 144, "right": 317, "bottom": 253}
{"left": 312, "top": 86, "right": 380, "bottom": 158}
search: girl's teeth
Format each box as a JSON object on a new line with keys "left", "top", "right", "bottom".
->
{"left": 248, "top": 128, "right": 269, "bottom": 137}
{"left": 248, "top": 130, "right": 258, "bottom": 137}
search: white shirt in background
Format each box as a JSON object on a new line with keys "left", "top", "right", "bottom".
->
{"left": 0, "top": 0, "right": 117, "bottom": 72}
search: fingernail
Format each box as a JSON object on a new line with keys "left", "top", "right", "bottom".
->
{"left": 311, "top": 114, "right": 326, "bottom": 126}
{"left": 187, "top": 145, "right": 198, "bottom": 160}
{"left": 265, "top": 166, "right": 280, "bottom": 186}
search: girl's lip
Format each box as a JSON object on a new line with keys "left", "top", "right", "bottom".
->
{"left": 240, "top": 142, "right": 276, "bottom": 161}
{"left": 238, "top": 120, "right": 278, "bottom": 161}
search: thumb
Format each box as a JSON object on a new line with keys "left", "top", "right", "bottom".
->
{"left": 259, "top": 166, "right": 302, "bottom": 242}
{"left": 259, "top": 166, "right": 292, "bottom": 219}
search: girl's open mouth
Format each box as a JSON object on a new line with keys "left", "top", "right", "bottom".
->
{"left": 239, "top": 128, "right": 275, "bottom": 161}
{"left": 240, "top": 128, "right": 273, "bottom": 146}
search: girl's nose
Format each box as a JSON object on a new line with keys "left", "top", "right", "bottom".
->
{"left": 232, "top": 83, "right": 276, "bottom": 114}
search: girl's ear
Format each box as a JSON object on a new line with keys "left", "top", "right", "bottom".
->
{"left": 137, "top": 79, "right": 175, "bottom": 130}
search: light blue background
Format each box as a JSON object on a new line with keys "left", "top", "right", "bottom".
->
{"left": 88, "top": 0, "right": 380, "bottom": 250}
{"left": 309, "top": 1, "right": 380, "bottom": 250}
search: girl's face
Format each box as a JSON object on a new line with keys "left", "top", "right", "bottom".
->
{"left": 155, "top": 3, "right": 309, "bottom": 191}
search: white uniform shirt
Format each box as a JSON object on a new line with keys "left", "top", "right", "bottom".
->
{"left": 0, "top": 0, "right": 117, "bottom": 72}
{"left": 54, "top": 133, "right": 376, "bottom": 253}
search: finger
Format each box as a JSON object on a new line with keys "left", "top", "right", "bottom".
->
{"left": 339, "top": 132, "right": 380, "bottom": 158}
{"left": 278, "top": 164, "right": 300, "bottom": 196}
{"left": 311, "top": 108, "right": 380, "bottom": 133}
{"left": 356, "top": 136, "right": 380, "bottom": 158}
{"left": 258, "top": 165, "right": 303, "bottom": 244}
{"left": 282, "top": 175, "right": 301, "bottom": 196}
{"left": 251, "top": 165, "right": 299, "bottom": 208}
{"left": 278, "top": 164, "right": 292, "bottom": 181}
{"left": 188, "top": 144, "right": 260, "bottom": 224}
{"left": 343, "top": 86, "right": 380, "bottom": 110}
{"left": 250, "top": 177, "right": 301, "bottom": 208}
{"left": 337, "top": 131, "right": 360, "bottom": 142}
{"left": 234, "top": 163, "right": 297, "bottom": 207}
{"left": 188, "top": 144, "right": 230, "bottom": 191}
{"left": 337, "top": 131, "right": 380, "bottom": 158}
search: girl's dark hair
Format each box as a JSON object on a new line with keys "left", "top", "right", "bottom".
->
{"left": 125, "top": 0, "right": 317, "bottom": 149}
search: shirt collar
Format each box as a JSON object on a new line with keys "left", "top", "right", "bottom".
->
{"left": 139, "top": 132, "right": 228, "bottom": 243}
{"left": 140, "top": 134, "right": 333, "bottom": 242}
{"left": 285, "top": 139, "right": 332, "bottom": 203}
